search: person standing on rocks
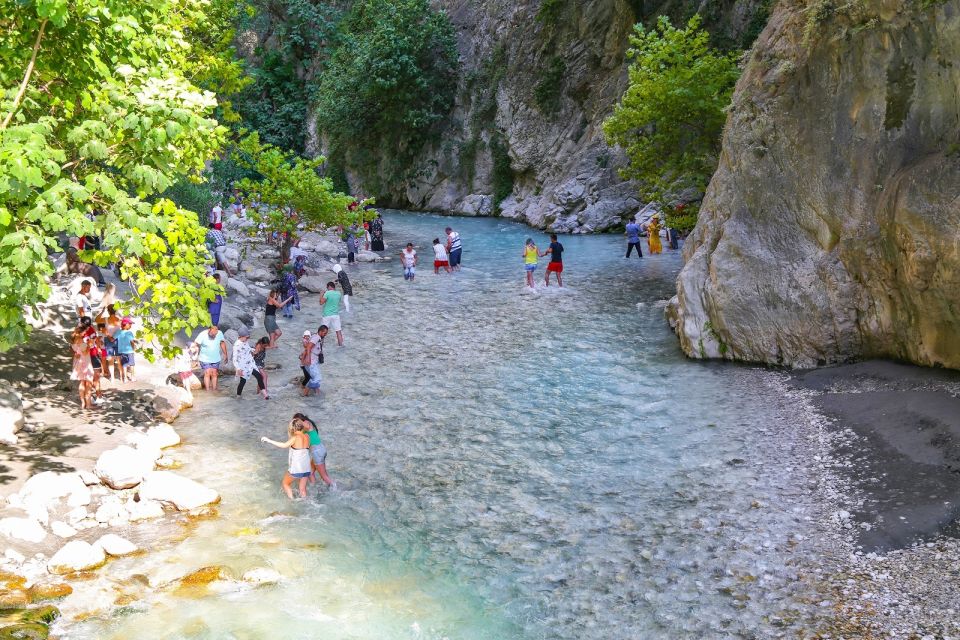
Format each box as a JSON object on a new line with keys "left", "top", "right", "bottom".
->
{"left": 74, "top": 279, "right": 94, "bottom": 320}
{"left": 70, "top": 324, "right": 95, "bottom": 409}
{"left": 445, "top": 227, "right": 462, "bottom": 270}
{"left": 370, "top": 213, "right": 385, "bottom": 252}
{"left": 345, "top": 227, "right": 358, "bottom": 264}
{"left": 332, "top": 264, "right": 352, "bottom": 312}
{"left": 233, "top": 326, "right": 269, "bottom": 400}
{"left": 205, "top": 224, "right": 232, "bottom": 276}
{"left": 193, "top": 325, "right": 228, "bottom": 392}
{"left": 625, "top": 219, "right": 643, "bottom": 259}
{"left": 264, "top": 289, "right": 294, "bottom": 349}
{"left": 540, "top": 233, "right": 564, "bottom": 287}
{"left": 209, "top": 201, "right": 223, "bottom": 230}
{"left": 319, "top": 283, "right": 344, "bottom": 346}
{"left": 115, "top": 317, "right": 138, "bottom": 382}
{"left": 208, "top": 273, "right": 224, "bottom": 326}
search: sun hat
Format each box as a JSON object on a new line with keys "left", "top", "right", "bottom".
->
{"left": 237, "top": 326, "right": 250, "bottom": 337}
{"left": 332, "top": 264, "right": 342, "bottom": 273}
{"left": 303, "top": 330, "right": 311, "bottom": 337}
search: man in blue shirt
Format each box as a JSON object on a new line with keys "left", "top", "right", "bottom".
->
{"left": 625, "top": 219, "right": 643, "bottom": 259}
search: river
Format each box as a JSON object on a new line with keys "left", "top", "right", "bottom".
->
{"left": 58, "top": 212, "right": 844, "bottom": 639}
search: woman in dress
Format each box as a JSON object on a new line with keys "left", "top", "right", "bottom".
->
{"left": 261, "top": 419, "right": 312, "bottom": 499}
{"left": 264, "top": 289, "right": 294, "bottom": 348}
{"left": 647, "top": 215, "right": 663, "bottom": 255}
{"left": 369, "top": 213, "right": 385, "bottom": 252}
{"left": 69, "top": 325, "right": 95, "bottom": 409}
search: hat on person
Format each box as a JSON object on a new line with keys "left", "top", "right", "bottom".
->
{"left": 303, "top": 330, "right": 311, "bottom": 337}
{"left": 332, "top": 264, "right": 342, "bottom": 273}
{"left": 121, "top": 316, "right": 132, "bottom": 325}
{"left": 237, "top": 326, "right": 250, "bottom": 338}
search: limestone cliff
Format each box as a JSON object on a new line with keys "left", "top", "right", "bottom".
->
{"left": 669, "top": 0, "right": 960, "bottom": 368}
{"left": 336, "top": 0, "right": 765, "bottom": 232}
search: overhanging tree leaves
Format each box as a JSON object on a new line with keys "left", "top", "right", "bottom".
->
{"left": 603, "top": 15, "right": 740, "bottom": 232}
{"left": 0, "top": 0, "right": 228, "bottom": 356}
{"left": 233, "top": 133, "right": 356, "bottom": 266}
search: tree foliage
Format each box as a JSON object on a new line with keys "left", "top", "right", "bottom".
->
{"left": 232, "top": 133, "right": 356, "bottom": 264}
{"left": 313, "top": 0, "right": 459, "bottom": 192}
{"left": 0, "top": 0, "right": 227, "bottom": 355}
{"left": 603, "top": 15, "right": 740, "bottom": 232}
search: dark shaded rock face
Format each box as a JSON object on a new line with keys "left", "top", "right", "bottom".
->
{"left": 670, "top": 0, "right": 960, "bottom": 368}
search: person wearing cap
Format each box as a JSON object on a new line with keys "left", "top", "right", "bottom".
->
{"left": 115, "top": 316, "right": 138, "bottom": 382}
{"left": 332, "top": 264, "right": 352, "bottom": 313}
{"left": 193, "top": 325, "right": 228, "bottom": 391}
{"left": 232, "top": 326, "right": 268, "bottom": 400}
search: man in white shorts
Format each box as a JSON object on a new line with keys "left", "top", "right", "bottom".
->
{"left": 319, "top": 281, "right": 344, "bottom": 346}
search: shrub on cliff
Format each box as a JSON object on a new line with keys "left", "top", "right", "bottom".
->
{"left": 313, "top": 0, "right": 459, "bottom": 192}
{"left": 603, "top": 15, "right": 740, "bottom": 232}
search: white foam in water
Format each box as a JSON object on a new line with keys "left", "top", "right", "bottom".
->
{"left": 57, "top": 212, "right": 838, "bottom": 639}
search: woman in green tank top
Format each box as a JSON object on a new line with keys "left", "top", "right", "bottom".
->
{"left": 294, "top": 413, "right": 335, "bottom": 489}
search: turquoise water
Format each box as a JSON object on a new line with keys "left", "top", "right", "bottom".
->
{"left": 59, "top": 212, "right": 834, "bottom": 638}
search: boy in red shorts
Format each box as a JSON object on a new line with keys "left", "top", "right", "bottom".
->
{"left": 432, "top": 238, "right": 451, "bottom": 274}
{"left": 541, "top": 233, "right": 564, "bottom": 287}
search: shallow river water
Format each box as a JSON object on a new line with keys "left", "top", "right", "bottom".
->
{"left": 59, "top": 212, "right": 843, "bottom": 639}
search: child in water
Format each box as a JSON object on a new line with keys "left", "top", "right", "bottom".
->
{"left": 523, "top": 238, "right": 538, "bottom": 289}
{"left": 432, "top": 238, "right": 450, "bottom": 274}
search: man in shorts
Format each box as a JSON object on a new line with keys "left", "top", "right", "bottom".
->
{"left": 541, "top": 233, "right": 564, "bottom": 287}
{"left": 319, "top": 282, "right": 344, "bottom": 346}
{"left": 193, "top": 324, "right": 228, "bottom": 391}
{"left": 303, "top": 325, "right": 328, "bottom": 396}
{"left": 445, "top": 227, "right": 462, "bottom": 270}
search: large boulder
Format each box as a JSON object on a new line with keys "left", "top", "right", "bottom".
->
{"left": 297, "top": 276, "right": 329, "bottom": 294}
{"left": 355, "top": 251, "right": 381, "bottom": 263}
{"left": 94, "top": 446, "right": 155, "bottom": 490}
{"left": 94, "top": 534, "right": 138, "bottom": 557}
{"left": 0, "top": 517, "right": 46, "bottom": 543}
{"left": 138, "top": 472, "right": 220, "bottom": 511}
{"left": 17, "top": 472, "right": 90, "bottom": 510}
{"left": 150, "top": 387, "right": 184, "bottom": 423}
{"left": 0, "top": 384, "right": 24, "bottom": 445}
{"left": 226, "top": 278, "right": 249, "bottom": 298}
{"left": 47, "top": 540, "right": 106, "bottom": 574}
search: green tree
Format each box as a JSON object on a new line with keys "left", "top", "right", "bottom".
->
{"left": 603, "top": 15, "right": 740, "bottom": 232}
{"left": 232, "top": 133, "right": 357, "bottom": 266}
{"left": 0, "top": 0, "right": 228, "bottom": 356}
{"left": 313, "top": 0, "right": 459, "bottom": 192}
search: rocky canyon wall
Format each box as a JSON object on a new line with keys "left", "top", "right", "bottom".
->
{"left": 669, "top": 0, "right": 960, "bottom": 368}
{"left": 337, "top": 0, "right": 764, "bottom": 232}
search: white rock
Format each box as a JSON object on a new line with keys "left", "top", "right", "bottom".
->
{"left": 65, "top": 507, "right": 88, "bottom": 525}
{"left": 311, "top": 240, "right": 340, "bottom": 256}
{"left": 51, "top": 521, "right": 77, "bottom": 539}
{"left": 222, "top": 246, "right": 240, "bottom": 262}
{"left": 155, "top": 456, "right": 176, "bottom": 469}
{"left": 94, "top": 534, "right": 138, "bottom": 557}
{"left": 19, "top": 472, "right": 90, "bottom": 510}
{"left": 297, "top": 276, "right": 328, "bottom": 293}
{"left": 151, "top": 386, "right": 183, "bottom": 423}
{"left": 145, "top": 424, "right": 180, "bottom": 449}
{"left": 95, "top": 501, "right": 127, "bottom": 525}
{"left": 25, "top": 504, "right": 49, "bottom": 527}
{"left": 0, "top": 517, "right": 46, "bottom": 543}
{"left": 0, "top": 384, "right": 24, "bottom": 445}
{"left": 4, "top": 549, "right": 25, "bottom": 565}
{"left": 47, "top": 540, "right": 106, "bottom": 574}
{"left": 227, "top": 278, "right": 249, "bottom": 298}
{"left": 138, "top": 471, "right": 220, "bottom": 511}
{"left": 126, "top": 499, "right": 165, "bottom": 522}
{"left": 242, "top": 567, "right": 282, "bottom": 586}
{"left": 78, "top": 471, "right": 100, "bottom": 486}
{"left": 94, "top": 445, "right": 155, "bottom": 490}
{"left": 224, "top": 329, "right": 239, "bottom": 344}
{"left": 355, "top": 251, "right": 381, "bottom": 263}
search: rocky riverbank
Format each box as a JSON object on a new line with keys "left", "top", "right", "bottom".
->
{"left": 0, "top": 219, "right": 380, "bottom": 635}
